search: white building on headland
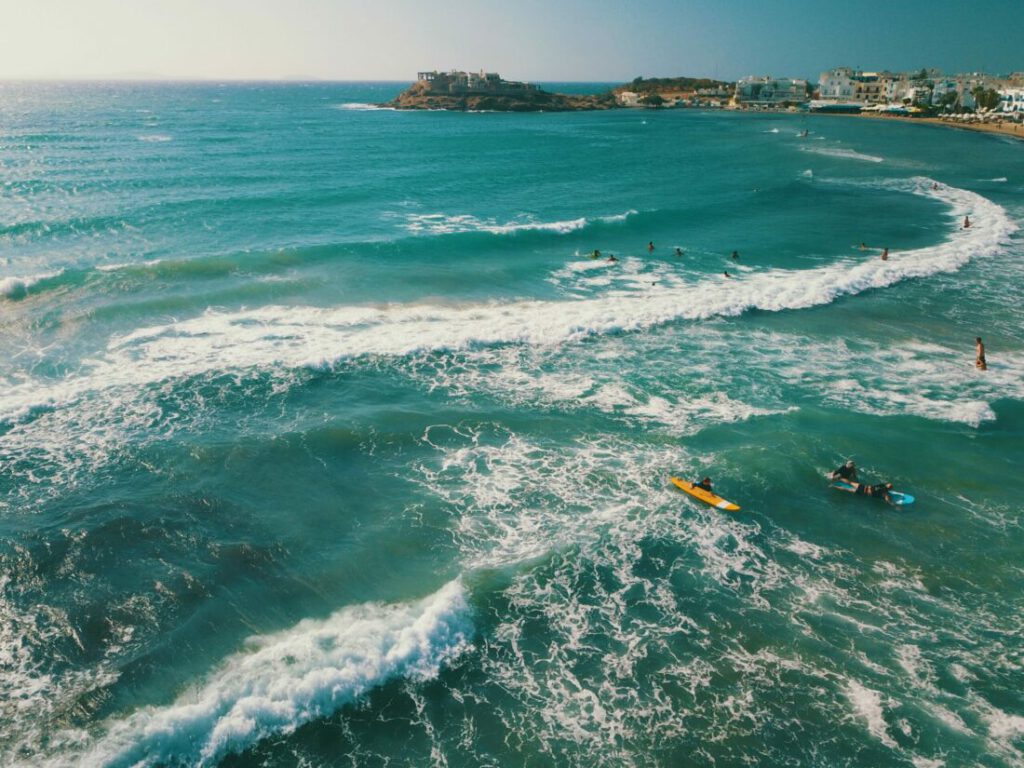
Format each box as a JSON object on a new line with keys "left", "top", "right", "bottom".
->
{"left": 734, "top": 76, "right": 808, "bottom": 106}
{"left": 416, "top": 70, "right": 538, "bottom": 95}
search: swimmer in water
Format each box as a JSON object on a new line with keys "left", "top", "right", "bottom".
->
{"left": 881, "top": 247, "right": 888, "bottom": 260}
{"left": 975, "top": 336, "right": 987, "bottom": 370}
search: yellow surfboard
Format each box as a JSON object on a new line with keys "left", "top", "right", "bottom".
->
{"left": 670, "top": 477, "right": 741, "bottom": 511}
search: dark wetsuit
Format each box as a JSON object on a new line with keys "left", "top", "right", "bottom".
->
{"left": 833, "top": 465, "right": 857, "bottom": 482}
{"left": 693, "top": 481, "right": 713, "bottom": 492}
{"left": 869, "top": 484, "right": 891, "bottom": 500}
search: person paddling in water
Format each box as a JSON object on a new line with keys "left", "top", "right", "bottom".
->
{"left": 723, "top": 270, "right": 732, "bottom": 278}
{"left": 675, "top": 247, "right": 683, "bottom": 257}
{"left": 647, "top": 241, "right": 655, "bottom": 253}
{"left": 963, "top": 215, "right": 971, "bottom": 229}
{"left": 731, "top": 250, "right": 739, "bottom": 260}
{"left": 691, "top": 477, "right": 713, "bottom": 492}
{"left": 863, "top": 482, "right": 895, "bottom": 504}
{"left": 975, "top": 336, "right": 987, "bottom": 370}
{"left": 881, "top": 247, "right": 889, "bottom": 261}
{"left": 830, "top": 460, "right": 858, "bottom": 483}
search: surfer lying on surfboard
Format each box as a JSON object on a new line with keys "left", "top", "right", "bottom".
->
{"left": 670, "top": 476, "right": 741, "bottom": 511}
{"left": 830, "top": 478, "right": 913, "bottom": 505}
{"left": 692, "top": 477, "right": 713, "bottom": 492}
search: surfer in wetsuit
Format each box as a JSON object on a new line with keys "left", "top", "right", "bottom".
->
{"left": 692, "top": 477, "right": 713, "bottom": 492}
{"left": 830, "top": 460, "right": 858, "bottom": 483}
{"left": 867, "top": 482, "right": 894, "bottom": 504}
{"left": 963, "top": 215, "right": 971, "bottom": 229}
{"left": 881, "top": 247, "right": 889, "bottom": 261}
{"left": 590, "top": 249, "right": 601, "bottom": 259}
{"left": 975, "top": 336, "right": 987, "bottom": 370}
{"left": 731, "top": 250, "right": 739, "bottom": 260}
{"left": 675, "top": 247, "right": 683, "bottom": 257}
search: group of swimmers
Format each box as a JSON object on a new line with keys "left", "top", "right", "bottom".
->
{"left": 590, "top": 243, "right": 740, "bottom": 279}
{"left": 592, "top": 232, "right": 989, "bottom": 368}
{"left": 858, "top": 242, "right": 889, "bottom": 260}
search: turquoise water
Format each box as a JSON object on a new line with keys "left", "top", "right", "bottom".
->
{"left": 2, "top": 81, "right": 1023, "bottom": 767}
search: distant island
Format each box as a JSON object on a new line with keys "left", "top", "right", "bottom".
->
{"left": 385, "top": 70, "right": 617, "bottom": 112}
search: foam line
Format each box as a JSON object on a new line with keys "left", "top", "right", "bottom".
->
{"left": 0, "top": 179, "right": 1014, "bottom": 424}
{"left": 403, "top": 209, "right": 636, "bottom": 236}
{"left": 73, "top": 580, "right": 470, "bottom": 768}
{"left": 801, "top": 146, "right": 885, "bottom": 163}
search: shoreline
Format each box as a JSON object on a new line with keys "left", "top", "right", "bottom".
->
{"left": 810, "top": 110, "right": 1024, "bottom": 141}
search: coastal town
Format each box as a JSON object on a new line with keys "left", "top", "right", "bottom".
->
{"left": 619, "top": 67, "right": 1024, "bottom": 118}
{"left": 394, "top": 68, "right": 1024, "bottom": 136}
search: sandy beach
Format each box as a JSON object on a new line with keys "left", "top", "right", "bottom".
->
{"left": 813, "top": 110, "right": 1024, "bottom": 141}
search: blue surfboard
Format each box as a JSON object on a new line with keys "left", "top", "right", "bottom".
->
{"left": 830, "top": 480, "right": 914, "bottom": 506}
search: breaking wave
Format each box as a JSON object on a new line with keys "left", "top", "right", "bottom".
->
{"left": 59, "top": 580, "right": 471, "bottom": 768}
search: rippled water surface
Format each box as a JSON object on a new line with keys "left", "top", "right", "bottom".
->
{"left": 2, "top": 82, "right": 1023, "bottom": 767}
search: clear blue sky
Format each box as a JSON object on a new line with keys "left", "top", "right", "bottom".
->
{"left": 2, "top": 0, "right": 1021, "bottom": 82}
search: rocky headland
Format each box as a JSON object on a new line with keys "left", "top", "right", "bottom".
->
{"left": 385, "top": 72, "right": 617, "bottom": 112}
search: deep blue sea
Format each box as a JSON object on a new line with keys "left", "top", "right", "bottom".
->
{"left": 2, "top": 81, "right": 1023, "bottom": 767}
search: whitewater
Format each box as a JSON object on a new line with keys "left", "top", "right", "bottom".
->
{"left": 1, "top": 81, "right": 1023, "bottom": 767}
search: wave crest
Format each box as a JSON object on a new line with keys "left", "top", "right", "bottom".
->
{"left": 76, "top": 580, "right": 470, "bottom": 767}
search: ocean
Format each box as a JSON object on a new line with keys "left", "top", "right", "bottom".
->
{"left": 1, "top": 81, "right": 1023, "bottom": 767}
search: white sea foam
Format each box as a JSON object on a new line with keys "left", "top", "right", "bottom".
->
{"left": 0, "top": 179, "right": 1016, "bottom": 447}
{"left": 404, "top": 213, "right": 570, "bottom": 236}
{"left": 136, "top": 134, "right": 172, "bottom": 142}
{"left": 60, "top": 580, "right": 470, "bottom": 768}
{"left": 95, "top": 257, "right": 162, "bottom": 273}
{"left": 802, "top": 146, "right": 885, "bottom": 163}
{"left": 599, "top": 209, "right": 638, "bottom": 223}
{"left": 845, "top": 679, "right": 897, "bottom": 748}
{"left": 403, "top": 209, "right": 636, "bottom": 236}
{"left": 402, "top": 411, "right": 1017, "bottom": 765}
{"left": 0, "top": 571, "right": 120, "bottom": 763}
{"left": 334, "top": 103, "right": 396, "bottom": 111}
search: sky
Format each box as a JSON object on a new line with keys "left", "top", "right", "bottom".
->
{"left": 1, "top": 0, "right": 1022, "bottom": 83}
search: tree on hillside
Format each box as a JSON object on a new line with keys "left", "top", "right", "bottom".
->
{"left": 640, "top": 93, "right": 666, "bottom": 106}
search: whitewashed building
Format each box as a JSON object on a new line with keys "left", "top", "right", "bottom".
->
{"left": 818, "top": 68, "right": 856, "bottom": 100}
{"left": 998, "top": 89, "right": 1024, "bottom": 114}
{"left": 734, "top": 76, "right": 808, "bottom": 106}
